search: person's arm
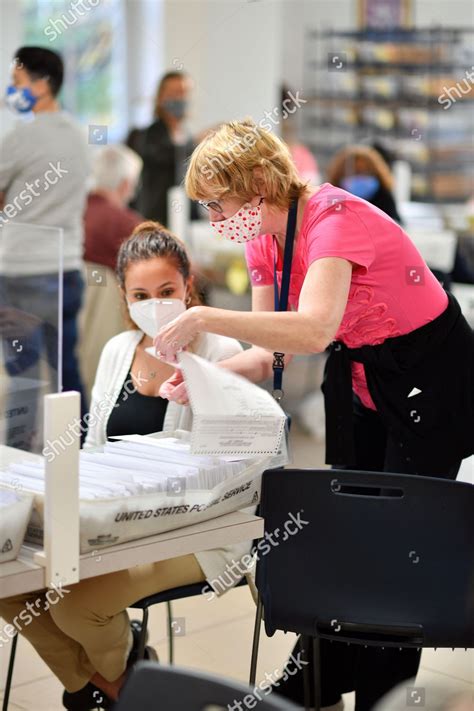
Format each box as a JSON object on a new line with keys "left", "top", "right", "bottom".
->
{"left": 159, "top": 281, "right": 290, "bottom": 404}
{"left": 159, "top": 285, "right": 277, "bottom": 403}
{"left": 154, "top": 257, "right": 352, "bottom": 362}
{"left": 217, "top": 345, "right": 276, "bottom": 383}
{"left": 214, "top": 283, "right": 287, "bottom": 383}
{"left": 83, "top": 338, "right": 117, "bottom": 449}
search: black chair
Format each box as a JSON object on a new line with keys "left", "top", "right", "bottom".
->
{"left": 115, "top": 660, "right": 300, "bottom": 710}
{"left": 1, "top": 578, "right": 248, "bottom": 711}
{"left": 130, "top": 577, "right": 248, "bottom": 662}
{"left": 249, "top": 468, "right": 474, "bottom": 711}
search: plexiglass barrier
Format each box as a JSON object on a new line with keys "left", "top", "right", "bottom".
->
{"left": 0, "top": 222, "right": 63, "bottom": 454}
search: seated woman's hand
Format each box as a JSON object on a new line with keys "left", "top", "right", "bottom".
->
{"left": 159, "top": 369, "right": 189, "bottom": 405}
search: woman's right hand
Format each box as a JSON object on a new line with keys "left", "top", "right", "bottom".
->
{"left": 159, "top": 369, "right": 189, "bottom": 405}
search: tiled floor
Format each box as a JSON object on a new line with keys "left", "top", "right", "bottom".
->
{"left": 1, "top": 427, "right": 472, "bottom": 709}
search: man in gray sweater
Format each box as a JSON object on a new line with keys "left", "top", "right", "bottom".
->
{"left": 0, "top": 46, "right": 90, "bottom": 450}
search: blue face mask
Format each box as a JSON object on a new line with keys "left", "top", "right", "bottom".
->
{"left": 162, "top": 99, "right": 187, "bottom": 120}
{"left": 5, "top": 85, "right": 37, "bottom": 113}
{"left": 341, "top": 174, "right": 380, "bottom": 200}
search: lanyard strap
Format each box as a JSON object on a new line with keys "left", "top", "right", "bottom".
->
{"left": 272, "top": 198, "right": 298, "bottom": 400}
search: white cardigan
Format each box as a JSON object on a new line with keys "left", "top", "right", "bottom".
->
{"left": 84, "top": 329, "right": 254, "bottom": 592}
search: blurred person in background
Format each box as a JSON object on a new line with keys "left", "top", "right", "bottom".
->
{"left": 326, "top": 143, "right": 401, "bottom": 222}
{"left": 127, "top": 71, "right": 194, "bottom": 227}
{"left": 84, "top": 144, "right": 143, "bottom": 270}
{"left": 0, "top": 46, "right": 89, "bottom": 447}
{"left": 328, "top": 144, "right": 474, "bottom": 288}
{"left": 80, "top": 145, "right": 144, "bottom": 395}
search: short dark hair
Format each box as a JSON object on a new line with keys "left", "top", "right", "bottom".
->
{"left": 14, "top": 47, "right": 64, "bottom": 96}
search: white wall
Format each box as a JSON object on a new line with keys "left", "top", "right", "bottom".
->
{"left": 281, "top": 0, "right": 356, "bottom": 92}
{"left": 0, "top": 0, "right": 22, "bottom": 139}
{"left": 162, "top": 0, "right": 283, "bottom": 134}
{"left": 124, "top": 0, "right": 164, "bottom": 129}
{"left": 414, "top": 0, "right": 474, "bottom": 25}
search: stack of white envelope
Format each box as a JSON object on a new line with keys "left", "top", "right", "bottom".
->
{"left": 0, "top": 432, "right": 270, "bottom": 553}
{"left": 1, "top": 436, "right": 255, "bottom": 501}
{"left": 0, "top": 353, "right": 287, "bottom": 554}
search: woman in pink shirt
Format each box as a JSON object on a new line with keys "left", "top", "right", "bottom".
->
{"left": 154, "top": 120, "right": 474, "bottom": 710}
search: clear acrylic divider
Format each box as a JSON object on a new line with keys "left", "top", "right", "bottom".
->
{"left": 0, "top": 221, "right": 63, "bottom": 455}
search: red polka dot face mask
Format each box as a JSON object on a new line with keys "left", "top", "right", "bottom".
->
{"left": 210, "top": 200, "right": 263, "bottom": 243}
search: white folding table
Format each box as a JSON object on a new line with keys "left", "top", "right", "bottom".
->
{"left": 0, "top": 509, "right": 263, "bottom": 599}
{"left": 0, "top": 392, "right": 263, "bottom": 598}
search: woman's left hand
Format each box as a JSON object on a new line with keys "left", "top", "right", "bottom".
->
{"left": 159, "top": 369, "right": 189, "bottom": 405}
{"left": 153, "top": 306, "right": 204, "bottom": 363}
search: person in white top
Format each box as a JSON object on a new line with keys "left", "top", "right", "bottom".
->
{"left": 0, "top": 222, "right": 255, "bottom": 710}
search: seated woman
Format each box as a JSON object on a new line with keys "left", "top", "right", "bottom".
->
{"left": 0, "top": 222, "right": 251, "bottom": 710}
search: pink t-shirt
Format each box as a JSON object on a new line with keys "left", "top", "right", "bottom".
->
{"left": 245, "top": 183, "right": 448, "bottom": 410}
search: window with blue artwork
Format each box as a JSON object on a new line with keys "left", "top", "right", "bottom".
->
{"left": 20, "top": 0, "right": 128, "bottom": 142}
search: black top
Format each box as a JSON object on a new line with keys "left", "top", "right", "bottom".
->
{"left": 370, "top": 185, "right": 401, "bottom": 223}
{"left": 126, "top": 119, "right": 194, "bottom": 227}
{"left": 106, "top": 371, "right": 169, "bottom": 439}
{"left": 322, "top": 292, "right": 474, "bottom": 471}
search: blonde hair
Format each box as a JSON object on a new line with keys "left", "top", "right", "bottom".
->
{"left": 326, "top": 145, "right": 394, "bottom": 193}
{"left": 185, "top": 119, "right": 307, "bottom": 209}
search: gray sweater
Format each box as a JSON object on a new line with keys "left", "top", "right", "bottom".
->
{"left": 0, "top": 111, "right": 90, "bottom": 275}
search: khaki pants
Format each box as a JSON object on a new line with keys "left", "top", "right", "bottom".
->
{"left": 0, "top": 554, "right": 205, "bottom": 692}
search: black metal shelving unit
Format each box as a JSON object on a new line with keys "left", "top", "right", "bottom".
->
{"left": 303, "top": 27, "right": 474, "bottom": 203}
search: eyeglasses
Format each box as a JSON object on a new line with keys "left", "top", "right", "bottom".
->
{"left": 198, "top": 199, "right": 224, "bottom": 214}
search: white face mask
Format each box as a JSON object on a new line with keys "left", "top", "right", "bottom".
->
{"left": 210, "top": 200, "right": 263, "bottom": 243}
{"left": 128, "top": 298, "right": 186, "bottom": 338}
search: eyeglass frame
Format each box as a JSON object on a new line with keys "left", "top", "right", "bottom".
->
{"left": 198, "top": 196, "right": 263, "bottom": 215}
{"left": 198, "top": 199, "right": 224, "bottom": 214}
